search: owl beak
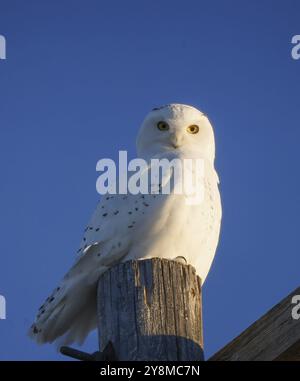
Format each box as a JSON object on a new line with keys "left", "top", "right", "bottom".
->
{"left": 170, "top": 134, "right": 182, "bottom": 149}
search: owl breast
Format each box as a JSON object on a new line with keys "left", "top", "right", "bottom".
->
{"left": 126, "top": 163, "right": 222, "bottom": 283}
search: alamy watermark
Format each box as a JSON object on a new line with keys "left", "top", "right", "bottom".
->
{"left": 96, "top": 151, "right": 205, "bottom": 205}
{"left": 0, "top": 294, "right": 6, "bottom": 319}
{"left": 291, "top": 295, "right": 300, "bottom": 320}
{"left": 0, "top": 35, "right": 6, "bottom": 60}
{"left": 291, "top": 35, "right": 300, "bottom": 60}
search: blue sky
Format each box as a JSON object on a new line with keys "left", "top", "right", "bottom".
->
{"left": 0, "top": 0, "right": 299, "bottom": 360}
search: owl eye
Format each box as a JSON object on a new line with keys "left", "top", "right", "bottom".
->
{"left": 157, "top": 121, "right": 169, "bottom": 131}
{"left": 186, "top": 125, "right": 199, "bottom": 134}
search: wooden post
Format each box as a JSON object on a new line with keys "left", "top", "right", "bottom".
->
{"left": 97, "top": 258, "right": 203, "bottom": 361}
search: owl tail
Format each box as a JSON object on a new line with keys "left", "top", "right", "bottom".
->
{"left": 28, "top": 253, "right": 107, "bottom": 347}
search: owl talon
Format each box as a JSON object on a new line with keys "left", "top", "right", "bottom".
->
{"left": 174, "top": 256, "right": 187, "bottom": 265}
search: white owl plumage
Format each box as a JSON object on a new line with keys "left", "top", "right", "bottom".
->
{"left": 29, "top": 104, "right": 222, "bottom": 347}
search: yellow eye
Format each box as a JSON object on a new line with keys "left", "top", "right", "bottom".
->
{"left": 157, "top": 121, "right": 169, "bottom": 131}
{"left": 186, "top": 125, "right": 199, "bottom": 134}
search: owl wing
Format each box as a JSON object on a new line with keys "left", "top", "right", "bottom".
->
{"left": 29, "top": 186, "right": 156, "bottom": 346}
{"left": 75, "top": 194, "right": 135, "bottom": 260}
{"left": 74, "top": 156, "right": 174, "bottom": 264}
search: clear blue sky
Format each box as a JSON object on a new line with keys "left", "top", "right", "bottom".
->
{"left": 0, "top": 0, "right": 299, "bottom": 360}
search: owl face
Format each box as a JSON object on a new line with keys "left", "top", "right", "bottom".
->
{"left": 136, "top": 104, "right": 216, "bottom": 162}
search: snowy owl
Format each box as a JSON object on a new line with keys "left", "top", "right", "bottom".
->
{"left": 29, "top": 104, "right": 222, "bottom": 346}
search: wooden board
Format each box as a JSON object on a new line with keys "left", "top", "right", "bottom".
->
{"left": 209, "top": 286, "right": 300, "bottom": 361}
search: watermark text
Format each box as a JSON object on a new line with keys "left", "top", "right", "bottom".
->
{"left": 291, "top": 295, "right": 300, "bottom": 320}
{"left": 0, "top": 295, "right": 6, "bottom": 319}
{"left": 291, "top": 35, "right": 300, "bottom": 60}
{"left": 96, "top": 151, "right": 205, "bottom": 205}
{"left": 0, "top": 35, "right": 6, "bottom": 60}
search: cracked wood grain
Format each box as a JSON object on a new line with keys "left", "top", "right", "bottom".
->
{"left": 97, "top": 258, "right": 203, "bottom": 361}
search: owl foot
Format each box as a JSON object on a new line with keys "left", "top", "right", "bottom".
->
{"left": 174, "top": 256, "right": 187, "bottom": 265}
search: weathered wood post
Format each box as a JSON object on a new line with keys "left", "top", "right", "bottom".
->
{"left": 97, "top": 258, "right": 203, "bottom": 361}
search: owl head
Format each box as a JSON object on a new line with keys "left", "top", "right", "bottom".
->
{"left": 136, "top": 104, "right": 216, "bottom": 162}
